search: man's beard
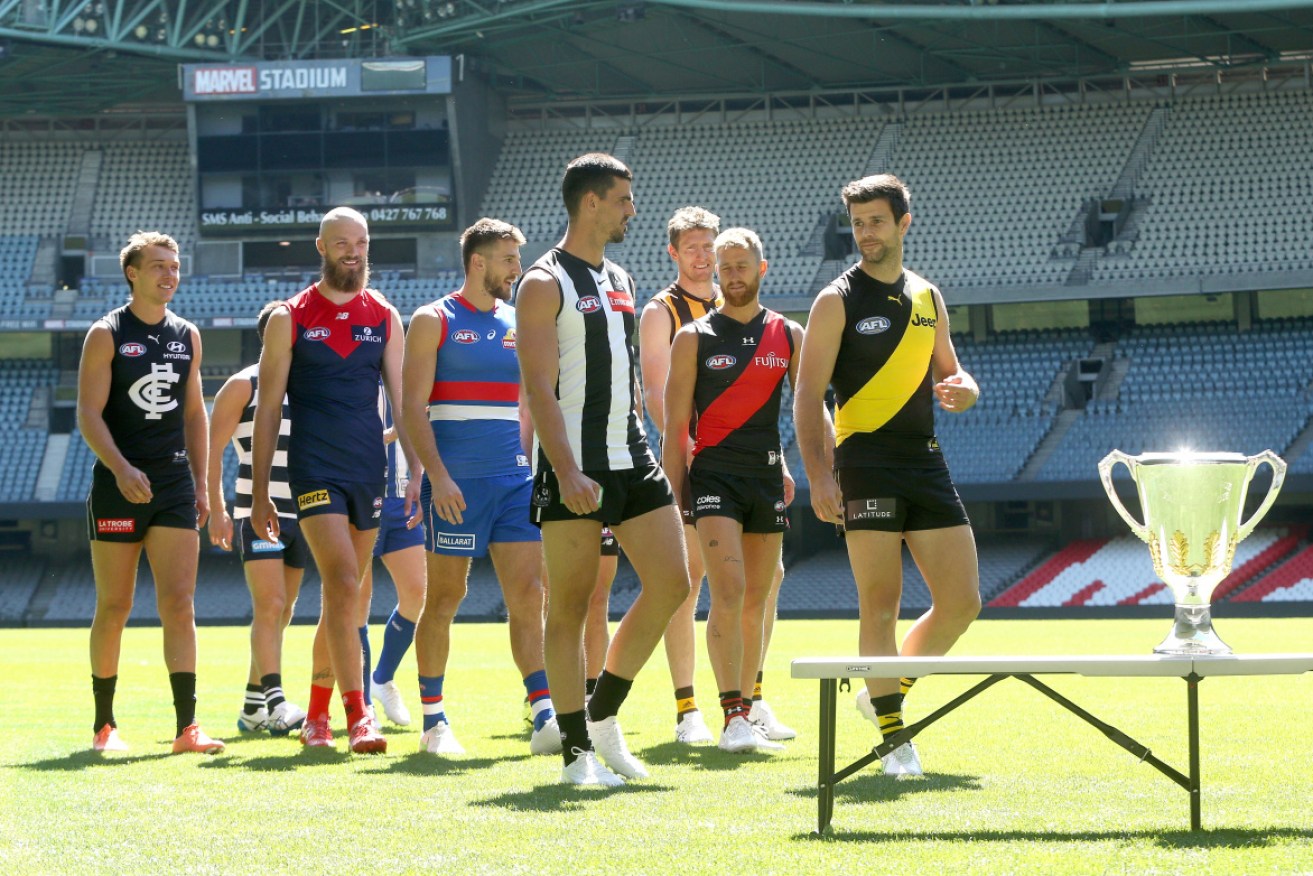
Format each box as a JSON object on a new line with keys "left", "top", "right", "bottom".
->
{"left": 484, "top": 272, "right": 514, "bottom": 301}
{"left": 321, "top": 254, "right": 369, "bottom": 293}
{"left": 722, "top": 278, "right": 759, "bottom": 308}
{"left": 608, "top": 222, "right": 628, "bottom": 244}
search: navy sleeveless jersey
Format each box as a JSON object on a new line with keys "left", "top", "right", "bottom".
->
{"left": 97, "top": 304, "right": 197, "bottom": 469}
{"left": 285, "top": 284, "right": 390, "bottom": 484}
{"left": 690, "top": 308, "right": 794, "bottom": 477}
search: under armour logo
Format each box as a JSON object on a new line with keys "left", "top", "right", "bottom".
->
{"left": 741, "top": 336, "right": 756, "bottom": 345}
{"left": 128, "top": 362, "right": 180, "bottom": 419}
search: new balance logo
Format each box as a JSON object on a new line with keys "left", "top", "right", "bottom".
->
{"left": 336, "top": 312, "right": 350, "bottom": 320}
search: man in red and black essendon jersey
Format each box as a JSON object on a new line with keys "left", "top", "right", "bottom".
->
{"left": 662, "top": 227, "right": 804, "bottom": 755}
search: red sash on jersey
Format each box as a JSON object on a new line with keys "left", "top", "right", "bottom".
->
{"left": 693, "top": 313, "right": 790, "bottom": 455}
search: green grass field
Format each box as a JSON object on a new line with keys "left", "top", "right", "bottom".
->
{"left": 4, "top": 617, "right": 1312, "bottom": 875}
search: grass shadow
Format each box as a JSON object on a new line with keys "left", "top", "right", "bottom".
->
{"left": 639, "top": 740, "right": 783, "bottom": 772}
{"left": 799, "top": 826, "right": 1313, "bottom": 849}
{"left": 195, "top": 747, "right": 352, "bottom": 769}
{"left": 472, "top": 781, "right": 673, "bottom": 813}
{"left": 786, "top": 770, "right": 986, "bottom": 803}
{"left": 383, "top": 751, "right": 510, "bottom": 776}
{"left": 13, "top": 750, "right": 174, "bottom": 771}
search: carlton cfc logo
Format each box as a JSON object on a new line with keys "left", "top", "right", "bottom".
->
{"left": 303, "top": 327, "right": 331, "bottom": 341}
{"left": 576, "top": 295, "right": 603, "bottom": 314}
{"left": 706, "top": 354, "right": 736, "bottom": 370}
{"left": 452, "top": 329, "right": 480, "bottom": 344}
{"left": 119, "top": 342, "right": 146, "bottom": 357}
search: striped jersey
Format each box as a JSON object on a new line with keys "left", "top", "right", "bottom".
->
{"left": 689, "top": 308, "right": 794, "bottom": 477}
{"left": 426, "top": 293, "right": 527, "bottom": 479}
{"left": 229, "top": 363, "right": 294, "bottom": 520}
{"left": 377, "top": 385, "right": 412, "bottom": 498}
{"left": 285, "top": 284, "right": 389, "bottom": 485}
{"left": 650, "top": 282, "right": 721, "bottom": 343}
{"left": 531, "top": 248, "right": 652, "bottom": 473}
{"left": 828, "top": 266, "right": 942, "bottom": 466}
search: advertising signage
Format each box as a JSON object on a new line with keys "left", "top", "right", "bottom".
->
{"left": 199, "top": 202, "right": 455, "bottom": 234}
{"left": 182, "top": 57, "right": 451, "bottom": 102}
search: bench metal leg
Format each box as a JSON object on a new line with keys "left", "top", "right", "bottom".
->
{"left": 815, "top": 678, "right": 836, "bottom": 836}
{"left": 1187, "top": 673, "right": 1201, "bottom": 831}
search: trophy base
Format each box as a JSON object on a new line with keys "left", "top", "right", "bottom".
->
{"left": 1152, "top": 604, "right": 1232, "bottom": 656}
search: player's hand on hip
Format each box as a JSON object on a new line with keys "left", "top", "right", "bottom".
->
{"left": 208, "top": 509, "right": 233, "bottom": 550}
{"left": 560, "top": 470, "right": 602, "bottom": 517}
{"left": 113, "top": 464, "right": 153, "bottom": 504}
{"left": 430, "top": 472, "right": 467, "bottom": 525}
{"left": 811, "top": 477, "right": 845, "bottom": 525}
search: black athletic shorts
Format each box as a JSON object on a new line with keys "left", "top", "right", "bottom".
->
{"left": 837, "top": 464, "right": 969, "bottom": 533}
{"left": 600, "top": 526, "right": 620, "bottom": 557}
{"left": 531, "top": 463, "right": 674, "bottom": 526}
{"left": 689, "top": 467, "right": 788, "bottom": 534}
{"left": 87, "top": 461, "right": 196, "bottom": 543}
{"left": 290, "top": 479, "right": 383, "bottom": 531}
{"left": 237, "top": 516, "right": 310, "bottom": 569}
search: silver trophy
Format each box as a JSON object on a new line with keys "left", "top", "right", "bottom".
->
{"left": 1099, "top": 450, "right": 1286, "bottom": 655}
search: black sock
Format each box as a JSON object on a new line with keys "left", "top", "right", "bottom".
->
{"left": 261, "top": 673, "right": 286, "bottom": 711}
{"left": 558, "top": 709, "right": 590, "bottom": 766}
{"left": 872, "top": 693, "right": 904, "bottom": 740}
{"left": 92, "top": 675, "right": 117, "bottom": 733}
{"left": 585, "top": 677, "right": 598, "bottom": 698}
{"left": 586, "top": 670, "right": 633, "bottom": 723}
{"left": 243, "top": 683, "right": 264, "bottom": 715}
{"left": 719, "top": 690, "right": 747, "bottom": 727}
{"left": 170, "top": 672, "right": 197, "bottom": 737}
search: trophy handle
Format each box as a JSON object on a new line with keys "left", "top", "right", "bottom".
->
{"left": 1237, "top": 450, "right": 1287, "bottom": 541}
{"left": 1098, "top": 450, "right": 1148, "bottom": 540}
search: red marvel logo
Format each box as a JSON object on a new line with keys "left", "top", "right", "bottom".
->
{"left": 576, "top": 296, "right": 602, "bottom": 314}
{"left": 119, "top": 343, "right": 146, "bottom": 357}
{"left": 706, "top": 354, "right": 736, "bottom": 370}
{"left": 451, "top": 329, "right": 480, "bottom": 344}
{"left": 606, "top": 290, "right": 634, "bottom": 313}
{"left": 97, "top": 518, "right": 136, "bottom": 534}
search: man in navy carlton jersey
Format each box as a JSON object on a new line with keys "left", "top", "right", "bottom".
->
{"left": 402, "top": 218, "right": 559, "bottom": 758}
{"left": 794, "top": 174, "right": 981, "bottom": 779}
{"left": 518, "top": 154, "right": 691, "bottom": 786}
{"left": 252, "top": 207, "right": 417, "bottom": 755}
{"left": 662, "top": 228, "right": 803, "bottom": 754}
{"left": 77, "top": 231, "right": 224, "bottom": 755}
{"left": 207, "top": 301, "right": 308, "bottom": 737}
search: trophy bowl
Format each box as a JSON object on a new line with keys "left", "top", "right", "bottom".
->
{"left": 1098, "top": 450, "right": 1286, "bottom": 655}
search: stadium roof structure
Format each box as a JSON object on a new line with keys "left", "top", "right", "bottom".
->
{"left": 2, "top": 0, "right": 1313, "bottom": 115}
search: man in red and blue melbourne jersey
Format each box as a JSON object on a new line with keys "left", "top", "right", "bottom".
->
{"left": 663, "top": 228, "right": 803, "bottom": 755}
{"left": 402, "top": 218, "right": 558, "bottom": 758}
{"left": 252, "top": 207, "right": 416, "bottom": 755}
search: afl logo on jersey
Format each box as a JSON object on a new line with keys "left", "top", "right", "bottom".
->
{"left": 856, "top": 316, "right": 891, "bottom": 335}
{"left": 118, "top": 342, "right": 146, "bottom": 357}
{"left": 452, "top": 329, "right": 480, "bottom": 344}
{"left": 576, "top": 295, "right": 603, "bottom": 314}
{"left": 705, "top": 354, "right": 736, "bottom": 371}
{"left": 304, "top": 327, "right": 331, "bottom": 341}
{"left": 166, "top": 341, "right": 187, "bottom": 354}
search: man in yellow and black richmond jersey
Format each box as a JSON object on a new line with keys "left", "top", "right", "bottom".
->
{"left": 794, "top": 173, "right": 981, "bottom": 780}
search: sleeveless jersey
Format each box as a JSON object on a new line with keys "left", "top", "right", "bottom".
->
{"left": 230, "top": 364, "right": 294, "bottom": 520}
{"left": 285, "top": 284, "right": 390, "bottom": 484}
{"left": 828, "top": 267, "right": 942, "bottom": 466}
{"left": 427, "top": 293, "right": 527, "bottom": 479}
{"left": 650, "top": 282, "right": 721, "bottom": 343}
{"left": 530, "top": 248, "right": 652, "bottom": 473}
{"left": 377, "top": 386, "right": 412, "bottom": 498}
{"left": 96, "top": 304, "right": 196, "bottom": 470}
{"left": 690, "top": 308, "right": 794, "bottom": 477}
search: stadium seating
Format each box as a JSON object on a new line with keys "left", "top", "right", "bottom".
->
{"left": 90, "top": 140, "right": 197, "bottom": 254}
{"left": 0, "top": 142, "right": 83, "bottom": 235}
{"left": 0, "top": 359, "right": 56, "bottom": 503}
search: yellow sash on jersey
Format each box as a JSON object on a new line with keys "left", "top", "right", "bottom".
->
{"left": 834, "top": 281, "right": 936, "bottom": 446}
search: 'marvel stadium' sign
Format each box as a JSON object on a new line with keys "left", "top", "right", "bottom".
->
{"left": 182, "top": 57, "right": 451, "bottom": 101}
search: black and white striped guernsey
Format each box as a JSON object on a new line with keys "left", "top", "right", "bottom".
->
{"left": 230, "top": 363, "right": 295, "bottom": 520}
{"left": 531, "top": 247, "right": 654, "bottom": 473}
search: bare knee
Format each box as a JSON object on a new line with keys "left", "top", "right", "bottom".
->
{"left": 94, "top": 591, "right": 135, "bottom": 627}
{"left": 156, "top": 586, "right": 196, "bottom": 626}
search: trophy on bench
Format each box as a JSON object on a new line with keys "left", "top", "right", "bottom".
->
{"left": 1099, "top": 450, "right": 1287, "bottom": 655}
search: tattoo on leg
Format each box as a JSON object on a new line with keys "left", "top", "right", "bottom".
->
{"left": 312, "top": 668, "right": 331, "bottom": 681}
{"left": 709, "top": 539, "right": 719, "bottom": 548}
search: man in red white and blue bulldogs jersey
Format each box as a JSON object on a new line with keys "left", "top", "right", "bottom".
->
{"left": 78, "top": 231, "right": 223, "bottom": 756}
{"left": 517, "top": 154, "right": 691, "bottom": 786}
{"left": 663, "top": 228, "right": 802, "bottom": 755}
{"left": 251, "top": 207, "right": 416, "bottom": 755}
{"left": 206, "top": 301, "right": 308, "bottom": 739}
{"left": 402, "top": 218, "right": 556, "bottom": 758}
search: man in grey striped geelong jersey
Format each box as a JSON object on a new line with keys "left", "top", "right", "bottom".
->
{"left": 518, "top": 153, "right": 693, "bottom": 786}
{"left": 207, "top": 301, "right": 309, "bottom": 736}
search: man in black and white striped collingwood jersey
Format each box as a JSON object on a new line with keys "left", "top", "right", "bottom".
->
{"left": 517, "top": 153, "right": 692, "bottom": 787}
{"left": 207, "top": 300, "right": 309, "bottom": 738}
